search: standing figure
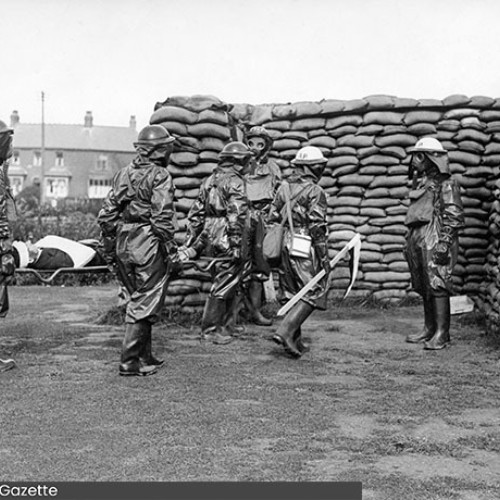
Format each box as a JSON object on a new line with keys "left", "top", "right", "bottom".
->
{"left": 98, "top": 125, "right": 178, "bottom": 376}
{"left": 404, "top": 137, "right": 464, "bottom": 350}
{"left": 269, "top": 146, "right": 329, "bottom": 358}
{"left": 182, "top": 142, "right": 252, "bottom": 344}
{"left": 0, "top": 120, "right": 17, "bottom": 372}
{"left": 243, "top": 126, "right": 282, "bottom": 326}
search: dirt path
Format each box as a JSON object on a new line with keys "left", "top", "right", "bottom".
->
{"left": 1, "top": 286, "right": 500, "bottom": 499}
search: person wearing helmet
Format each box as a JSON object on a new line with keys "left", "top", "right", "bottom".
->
{"left": 0, "top": 120, "right": 17, "bottom": 373}
{"left": 98, "top": 124, "right": 179, "bottom": 376}
{"left": 181, "top": 141, "right": 252, "bottom": 344}
{"left": 241, "top": 126, "right": 282, "bottom": 327}
{"left": 268, "top": 146, "right": 329, "bottom": 358}
{"left": 404, "top": 137, "right": 464, "bottom": 350}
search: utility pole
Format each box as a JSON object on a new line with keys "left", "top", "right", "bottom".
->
{"left": 40, "top": 91, "right": 46, "bottom": 205}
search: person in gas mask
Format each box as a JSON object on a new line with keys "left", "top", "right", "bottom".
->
{"left": 404, "top": 137, "right": 464, "bottom": 350}
{"left": 242, "top": 126, "right": 281, "bottom": 326}
{"left": 0, "top": 120, "right": 17, "bottom": 373}
{"left": 180, "top": 142, "right": 252, "bottom": 345}
{"left": 268, "top": 146, "right": 329, "bottom": 358}
{"left": 98, "top": 125, "right": 178, "bottom": 376}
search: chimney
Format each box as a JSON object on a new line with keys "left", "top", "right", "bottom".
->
{"left": 10, "top": 110, "right": 19, "bottom": 128}
{"left": 129, "top": 115, "right": 137, "bottom": 130}
{"left": 84, "top": 111, "right": 93, "bottom": 128}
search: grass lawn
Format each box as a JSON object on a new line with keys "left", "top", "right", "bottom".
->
{"left": 1, "top": 285, "right": 500, "bottom": 500}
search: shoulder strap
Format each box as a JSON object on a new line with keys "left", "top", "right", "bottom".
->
{"left": 280, "top": 181, "right": 309, "bottom": 231}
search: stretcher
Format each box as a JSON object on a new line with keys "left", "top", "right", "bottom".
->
{"left": 14, "top": 257, "right": 230, "bottom": 285}
{"left": 15, "top": 266, "right": 110, "bottom": 285}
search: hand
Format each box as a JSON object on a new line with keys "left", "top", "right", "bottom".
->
{"left": 323, "top": 259, "right": 331, "bottom": 275}
{"left": 178, "top": 247, "right": 197, "bottom": 262}
{"left": 231, "top": 247, "right": 242, "bottom": 264}
{"left": 433, "top": 241, "right": 449, "bottom": 265}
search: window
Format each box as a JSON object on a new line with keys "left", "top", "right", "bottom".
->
{"left": 55, "top": 152, "right": 64, "bottom": 167}
{"left": 11, "top": 151, "right": 20, "bottom": 166}
{"left": 45, "top": 177, "right": 69, "bottom": 198}
{"left": 8, "top": 176, "right": 24, "bottom": 196}
{"left": 97, "top": 155, "right": 108, "bottom": 170}
{"left": 33, "top": 151, "right": 42, "bottom": 167}
{"left": 88, "top": 178, "right": 112, "bottom": 199}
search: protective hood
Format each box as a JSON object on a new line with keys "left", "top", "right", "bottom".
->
{"left": 0, "top": 132, "right": 12, "bottom": 163}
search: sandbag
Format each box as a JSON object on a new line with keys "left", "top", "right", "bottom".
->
{"left": 291, "top": 117, "right": 326, "bottom": 130}
{"left": 197, "top": 109, "right": 229, "bottom": 125}
{"left": 188, "top": 123, "right": 231, "bottom": 140}
{"left": 150, "top": 105, "right": 198, "bottom": 125}
{"left": 404, "top": 110, "right": 442, "bottom": 125}
{"left": 325, "top": 115, "right": 363, "bottom": 130}
{"left": 363, "top": 111, "right": 403, "bottom": 126}
{"left": 337, "top": 135, "right": 374, "bottom": 148}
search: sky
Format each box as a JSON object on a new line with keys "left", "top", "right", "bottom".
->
{"left": 1, "top": 0, "right": 500, "bottom": 130}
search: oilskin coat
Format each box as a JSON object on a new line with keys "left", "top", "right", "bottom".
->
{"left": 0, "top": 144, "right": 16, "bottom": 317}
{"left": 267, "top": 171, "right": 329, "bottom": 309}
{"left": 245, "top": 157, "right": 281, "bottom": 276}
{"left": 98, "top": 153, "right": 177, "bottom": 324}
{"left": 404, "top": 175, "right": 464, "bottom": 299}
{"left": 186, "top": 160, "right": 249, "bottom": 300}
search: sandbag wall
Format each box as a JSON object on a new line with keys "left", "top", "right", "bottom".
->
{"left": 150, "top": 94, "right": 500, "bottom": 311}
{"left": 484, "top": 180, "right": 500, "bottom": 333}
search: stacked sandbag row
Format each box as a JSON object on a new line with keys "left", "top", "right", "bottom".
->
{"left": 483, "top": 179, "right": 500, "bottom": 333}
{"left": 150, "top": 95, "right": 240, "bottom": 311}
{"left": 231, "top": 94, "right": 500, "bottom": 303}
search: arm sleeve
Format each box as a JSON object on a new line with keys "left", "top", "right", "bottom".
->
{"left": 439, "top": 179, "right": 464, "bottom": 243}
{"left": 150, "top": 169, "right": 178, "bottom": 253}
{"left": 226, "top": 177, "right": 248, "bottom": 250}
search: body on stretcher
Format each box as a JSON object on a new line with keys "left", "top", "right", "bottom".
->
{"left": 13, "top": 236, "right": 109, "bottom": 285}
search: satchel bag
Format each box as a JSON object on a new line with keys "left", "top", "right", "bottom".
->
{"left": 262, "top": 182, "right": 311, "bottom": 265}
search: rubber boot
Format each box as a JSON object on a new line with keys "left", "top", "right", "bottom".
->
{"left": 201, "top": 296, "right": 233, "bottom": 345}
{"left": 406, "top": 296, "right": 436, "bottom": 343}
{"left": 272, "top": 301, "right": 314, "bottom": 358}
{"left": 223, "top": 293, "right": 246, "bottom": 336}
{"left": 295, "top": 329, "right": 310, "bottom": 354}
{"left": 119, "top": 323, "right": 158, "bottom": 376}
{"left": 424, "top": 296, "right": 451, "bottom": 350}
{"left": 248, "top": 280, "right": 272, "bottom": 326}
{"left": 139, "top": 321, "right": 164, "bottom": 367}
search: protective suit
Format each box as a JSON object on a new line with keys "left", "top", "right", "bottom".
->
{"left": 0, "top": 120, "right": 16, "bottom": 373}
{"left": 184, "top": 142, "right": 252, "bottom": 344}
{"left": 403, "top": 137, "right": 464, "bottom": 350}
{"left": 0, "top": 121, "right": 15, "bottom": 319}
{"left": 98, "top": 125, "right": 178, "bottom": 376}
{"left": 268, "top": 146, "right": 329, "bottom": 358}
{"left": 243, "top": 126, "right": 281, "bottom": 326}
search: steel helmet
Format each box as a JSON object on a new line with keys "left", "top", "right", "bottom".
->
{"left": 219, "top": 141, "right": 253, "bottom": 159}
{"left": 136, "top": 124, "right": 175, "bottom": 145}
{"left": 408, "top": 137, "right": 447, "bottom": 154}
{"left": 291, "top": 146, "right": 327, "bottom": 165}
{"left": 0, "top": 120, "right": 13, "bottom": 162}
{"left": 408, "top": 137, "right": 450, "bottom": 177}
{"left": 0, "top": 120, "right": 13, "bottom": 135}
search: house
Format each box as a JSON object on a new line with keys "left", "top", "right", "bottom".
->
{"left": 9, "top": 110, "right": 137, "bottom": 200}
